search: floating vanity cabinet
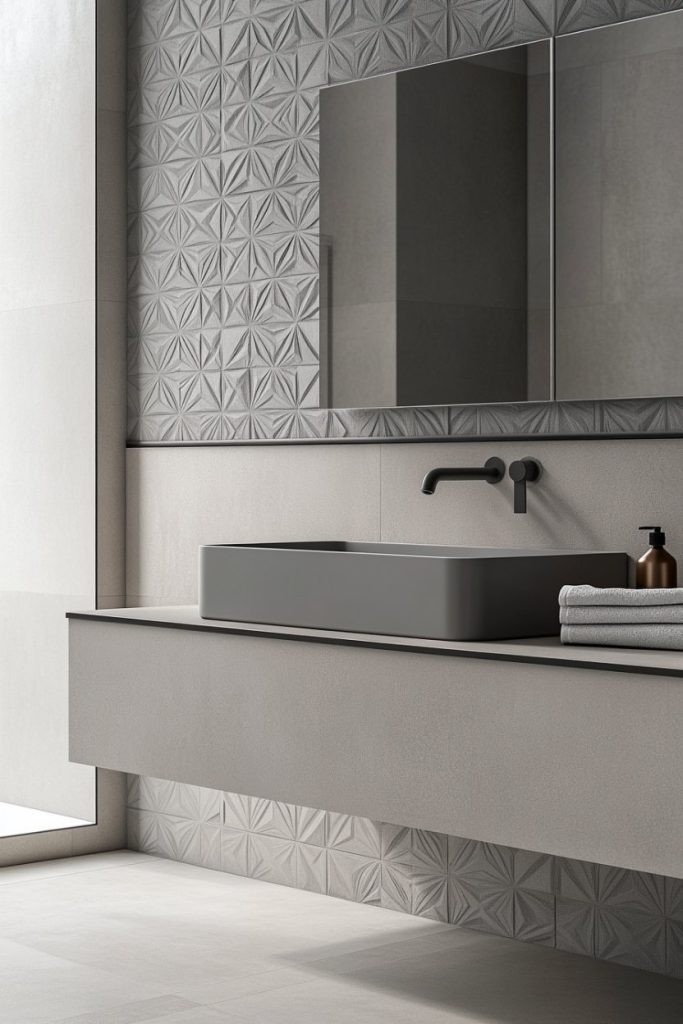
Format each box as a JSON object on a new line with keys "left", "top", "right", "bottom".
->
{"left": 68, "top": 607, "right": 683, "bottom": 879}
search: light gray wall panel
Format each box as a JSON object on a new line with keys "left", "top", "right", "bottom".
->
{"left": 126, "top": 443, "right": 381, "bottom": 603}
{"left": 379, "top": 437, "right": 683, "bottom": 570}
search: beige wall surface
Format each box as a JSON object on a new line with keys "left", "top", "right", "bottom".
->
{"left": 127, "top": 437, "right": 683, "bottom": 604}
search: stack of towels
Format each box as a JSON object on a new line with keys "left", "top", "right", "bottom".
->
{"left": 559, "top": 585, "right": 683, "bottom": 650}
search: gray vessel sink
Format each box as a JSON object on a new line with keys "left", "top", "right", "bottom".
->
{"left": 199, "top": 541, "right": 628, "bottom": 641}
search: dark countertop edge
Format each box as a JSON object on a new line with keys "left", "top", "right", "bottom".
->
{"left": 65, "top": 612, "right": 683, "bottom": 679}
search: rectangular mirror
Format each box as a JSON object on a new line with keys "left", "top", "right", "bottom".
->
{"left": 555, "top": 13, "right": 683, "bottom": 401}
{"left": 319, "top": 40, "right": 552, "bottom": 410}
{"left": 317, "top": 10, "right": 683, "bottom": 417}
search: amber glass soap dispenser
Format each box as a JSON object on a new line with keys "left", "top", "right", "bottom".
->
{"left": 636, "top": 526, "right": 677, "bottom": 589}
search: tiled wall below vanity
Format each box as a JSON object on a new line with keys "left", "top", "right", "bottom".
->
{"left": 127, "top": 776, "right": 683, "bottom": 978}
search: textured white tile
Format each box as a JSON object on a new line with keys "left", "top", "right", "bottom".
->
{"left": 248, "top": 833, "right": 298, "bottom": 887}
{"left": 198, "top": 825, "right": 222, "bottom": 871}
{"left": 250, "top": 798, "right": 296, "bottom": 839}
{"left": 327, "top": 850, "right": 381, "bottom": 905}
{"left": 327, "top": 812, "right": 382, "bottom": 858}
{"left": 296, "top": 805, "right": 327, "bottom": 847}
{"left": 222, "top": 793, "right": 251, "bottom": 831}
{"left": 220, "top": 826, "right": 249, "bottom": 876}
{"left": 155, "top": 813, "right": 202, "bottom": 864}
{"left": 296, "top": 843, "right": 327, "bottom": 894}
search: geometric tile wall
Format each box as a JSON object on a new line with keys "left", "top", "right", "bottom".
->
{"left": 127, "top": 0, "right": 683, "bottom": 443}
{"left": 127, "top": 776, "right": 683, "bottom": 978}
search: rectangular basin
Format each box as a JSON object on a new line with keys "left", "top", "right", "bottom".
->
{"left": 199, "top": 542, "right": 628, "bottom": 641}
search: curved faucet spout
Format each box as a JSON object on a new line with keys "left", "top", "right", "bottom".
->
{"left": 421, "top": 457, "right": 505, "bottom": 494}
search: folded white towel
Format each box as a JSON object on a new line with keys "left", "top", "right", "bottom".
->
{"left": 561, "top": 623, "right": 683, "bottom": 650}
{"left": 560, "top": 604, "right": 683, "bottom": 625}
{"left": 559, "top": 585, "right": 683, "bottom": 608}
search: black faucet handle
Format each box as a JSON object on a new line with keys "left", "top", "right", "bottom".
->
{"left": 509, "top": 458, "right": 542, "bottom": 514}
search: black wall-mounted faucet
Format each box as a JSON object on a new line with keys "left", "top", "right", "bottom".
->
{"left": 421, "top": 457, "right": 505, "bottom": 495}
{"left": 509, "top": 458, "right": 542, "bottom": 514}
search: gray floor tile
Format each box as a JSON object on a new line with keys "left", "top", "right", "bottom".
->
{"left": 0, "top": 853, "right": 681, "bottom": 1024}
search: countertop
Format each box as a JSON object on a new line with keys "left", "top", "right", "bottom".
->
{"left": 67, "top": 605, "right": 683, "bottom": 678}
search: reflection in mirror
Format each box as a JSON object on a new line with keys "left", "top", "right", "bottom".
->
{"left": 555, "top": 12, "right": 683, "bottom": 400}
{"left": 319, "top": 41, "right": 552, "bottom": 411}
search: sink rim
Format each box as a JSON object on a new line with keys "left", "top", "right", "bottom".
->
{"left": 200, "top": 540, "right": 628, "bottom": 560}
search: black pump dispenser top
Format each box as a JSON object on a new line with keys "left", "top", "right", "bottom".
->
{"left": 639, "top": 525, "right": 666, "bottom": 547}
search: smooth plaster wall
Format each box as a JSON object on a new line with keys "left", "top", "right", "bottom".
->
{"left": 0, "top": 0, "right": 96, "bottom": 820}
{"left": 0, "top": 0, "right": 128, "bottom": 864}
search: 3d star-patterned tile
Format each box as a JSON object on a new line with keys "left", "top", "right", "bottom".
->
{"left": 249, "top": 833, "right": 299, "bottom": 886}
{"left": 448, "top": 838, "right": 557, "bottom": 943}
{"left": 296, "top": 842, "right": 327, "bottom": 893}
{"left": 221, "top": 825, "right": 250, "bottom": 875}
{"left": 223, "top": 91, "right": 318, "bottom": 151}
{"left": 222, "top": 792, "right": 251, "bottom": 831}
{"left": 221, "top": 136, "right": 318, "bottom": 195}
{"left": 327, "top": 0, "right": 448, "bottom": 37}
{"left": 222, "top": 274, "right": 319, "bottom": 327}
{"left": 129, "top": 108, "right": 222, "bottom": 169}
{"left": 556, "top": 0, "right": 683, "bottom": 34}
{"left": 219, "top": 322, "right": 318, "bottom": 371}
{"left": 222, "top": 0, "right": 326, "bottom": 62}
{"left": 328, "top": 849, "right": 382, "bottom": 904}
{"left": 131, "top": 330, "right": 222, "bottom": 377}
{"left": 128, "top": 29, "right": 221, "bottom": 126}
{"left": 248, "top": 42, "right": 328, "bottom": 100}
{"left": 128, "top": 0, "right": 222, "bottom": 47}
{"left": 328, "top": 10, "right": 448, "bottom": 82}
{"left": 448, "top": 0, "right": 554, "bottom": 57}
{"left": 296, "top": 805, "right": 327, "bottom": 847}
{"left": 327, "top": 812, "right": 382, "bottom": 858}
{"left": 129, "top": 157, "right": 222, "bottom": 216}
{"left": 250, "top": 797, "right": 298, "bottom": 839}
{"left": 127, "top": 779, "right": 683, "bottom": 977}
{"left": 381, "top": 826, "right": 448, "bottom": 921}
